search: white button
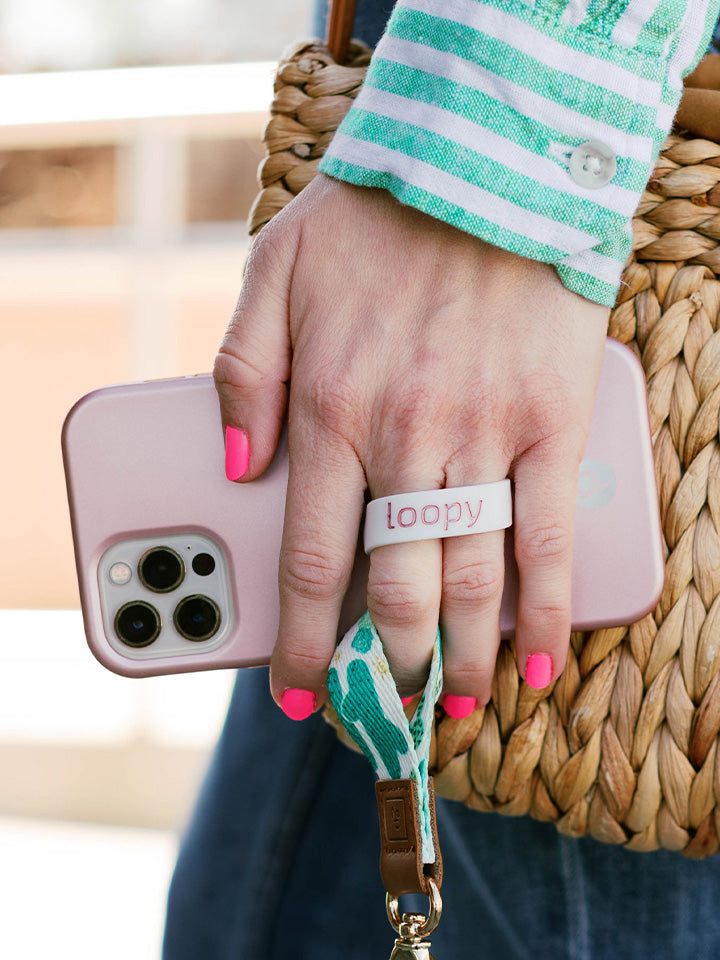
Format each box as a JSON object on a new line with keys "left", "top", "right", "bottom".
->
{"left": 569, "top": 140, "right": 617, "bottom": 189}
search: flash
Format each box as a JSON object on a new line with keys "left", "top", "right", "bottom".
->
{"left": 109, "top": 562, "right": 132, "bottom": 586}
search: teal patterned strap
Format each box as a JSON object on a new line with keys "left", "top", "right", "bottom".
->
{"left": 327, "top": 610, "right": 443, "bottom": 865}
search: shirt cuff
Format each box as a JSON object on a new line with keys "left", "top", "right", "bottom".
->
{"left": 318, "top": 0, "right": 720, "bottom": 307}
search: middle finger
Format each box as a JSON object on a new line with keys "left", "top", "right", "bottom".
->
{"left": 440, "top": 445, "right": 512, "bottom": 713}
{"left": 366, "top": 453, "right": 444, "bottom": 697}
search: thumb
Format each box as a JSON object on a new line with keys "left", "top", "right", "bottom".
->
{"left": 213, "top": 226, "right": 295, "bottom": 482}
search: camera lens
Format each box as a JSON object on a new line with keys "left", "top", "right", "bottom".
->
{"left": 138, "top": 547, "right": 184, "bottom": 593}
{"left": 115, "top": 601, "right": 161, "bottom": 647}
{"left": 174, "top": 595, "right": 221, "bottom": 642}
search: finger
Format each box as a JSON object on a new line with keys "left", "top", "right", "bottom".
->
{"left": 213, "top": 224, "right": 297, "bottom": 482}
{"left": 512, "top": 440, "right": 580, "bottom": 689}
{"left": 439, "top": 446, "right": 510, "bottom": 714}
{"left": 364, "top": 447, "right": 444, "bottom": 697}
{"left": 367, "top": 538, "right": 442, "bottom": 698}
{"left": 270, "top": 413, "right": 366, "bottom": 717}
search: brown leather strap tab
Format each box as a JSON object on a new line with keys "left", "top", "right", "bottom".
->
{"left": 375, "top": 778, "right": 443, "bottom": 897}
{"left": 326, "top": 0, "right": 357, "bottom": 64}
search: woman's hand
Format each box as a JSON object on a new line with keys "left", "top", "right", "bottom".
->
{"left": 214, "top": 173, "right": 609, "bottom": 717}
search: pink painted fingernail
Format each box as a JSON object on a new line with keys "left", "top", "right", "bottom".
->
{"left": 225, "top": 425, "right": 249, "bottom": 480}
{"left": 401, "top": 696, "right": 415, "bottom": 706}
{"left": 281, "top": 688, "right": 316, "bottom": 721}
{"left": 526, "top": 654, "right": 553, "bottom": 689}
{"left": 443, "top": 695, "right": 477, "bottom": 719}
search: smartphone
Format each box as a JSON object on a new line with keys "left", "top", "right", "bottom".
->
{"left": 62, "top": 338, "right": 664, "bottom": 678}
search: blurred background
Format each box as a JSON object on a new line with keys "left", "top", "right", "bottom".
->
{"left": 0, "top": 1, "right": 313, "bottom": 956}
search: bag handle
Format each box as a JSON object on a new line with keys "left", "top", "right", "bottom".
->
{"left": 326, "top": 0, "right": 357, "bottom": 63}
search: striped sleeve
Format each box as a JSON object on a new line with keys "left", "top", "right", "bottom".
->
{"left": 317, "top": 0, "right": 720, "bottom": 306}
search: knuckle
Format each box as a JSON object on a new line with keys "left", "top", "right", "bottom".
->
{"left": 516, "top": 524, "right": 573, "bottom": 566}
{"left": 447, "top": 655, "right": 497, "bottom": 684}
{"left": 383, "top": 380, "right": 444, "bottom": 441}
{"left": 516, "top": 374, "right": 573, "bottom": 444}
{"left": 280, "top": 545, "right": 346, "bottom": 602}
{"left": 300, "top": 372, "right": 358, "bottom": 435}
{"left": 443, "top": 560, "right": 504, "bottom": 609}
{"left": 277, "top": 645, "right": 330, "bottom": 674}
{"left": 456, "top": 406, "right": 503, "bottom": 448}
{"left": 246, "top": 222, "right": 290, "bottom": 272}
{"left": 446, "top": 660, "right": 496, "bottom": 694}
{"left": 212, "top": 349, "right": 233, "bottom": 386}
{"left": 213, "top": 347, "right": 267, "bottom": 397}
{"left": 523, "top": 602, "right": 570, "bottom": 633}
{"left": 367, "top": 579, "right": 436, "bottom": 628}
{"left": 446, "top": 399, "right": 511, "bottom": 466}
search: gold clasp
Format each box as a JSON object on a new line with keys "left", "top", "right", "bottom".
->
{"left": 386, "top": 877, "right": 442, "bottom": 959}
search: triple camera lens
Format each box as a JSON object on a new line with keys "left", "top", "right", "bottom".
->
{"left": 114, "top": 547, "right": 221, "bottom": 648}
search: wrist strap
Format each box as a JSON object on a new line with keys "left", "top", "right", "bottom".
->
{"left": 327, "top": 611, "right": 443, "bottom": 893}
{"left": 375, "top": 777, "right": 443, "bottom": 897}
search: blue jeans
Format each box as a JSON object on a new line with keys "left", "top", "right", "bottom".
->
{"left": 163, "top": 667, "right": 720, "bottom": 959}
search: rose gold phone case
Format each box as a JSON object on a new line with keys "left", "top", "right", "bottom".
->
{"left": 62, "top": 338, "right": 664, "bottom": 677}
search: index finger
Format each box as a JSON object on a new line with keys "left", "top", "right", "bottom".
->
{"left": 270, "top": 409, "right": 366, "bottom": 718}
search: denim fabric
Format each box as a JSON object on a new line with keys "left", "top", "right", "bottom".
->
{"left": 163, "top": 667, "right": 720, "bottom": 959}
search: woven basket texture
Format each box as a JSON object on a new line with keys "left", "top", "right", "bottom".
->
{"left": 251, "top": 40, "right": 720, "bottom": 857}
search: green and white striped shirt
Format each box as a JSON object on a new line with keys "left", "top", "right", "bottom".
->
{"left": 318, "top": 0, "right": 720, "bottom": 306}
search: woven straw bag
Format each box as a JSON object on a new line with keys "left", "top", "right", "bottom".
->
{"left": 250, "top": 0, "right": 720, "bottom": 857}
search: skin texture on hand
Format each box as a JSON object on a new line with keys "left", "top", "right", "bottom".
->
{"left": 214, "top": 173, "right": 609, "bottom": 710}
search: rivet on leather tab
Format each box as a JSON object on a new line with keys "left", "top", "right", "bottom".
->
{"left": 375, "top": 778, "right": 443, "bottom": 898}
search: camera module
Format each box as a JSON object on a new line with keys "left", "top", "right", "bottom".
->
{"left": 115, "top": 601, "right": 161, "bottom": 647}
{"left": 138, "top": 547, "right": 185, "bottom": 593}
{"left": 174, "top": 595, "right": 221, "bottom": 642}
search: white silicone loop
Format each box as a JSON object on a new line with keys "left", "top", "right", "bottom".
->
{"left": 363, "top": 481, "right": 513, "bottom": 553}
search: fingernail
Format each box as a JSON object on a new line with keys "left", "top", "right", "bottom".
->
{"left": 526, "top": 654, "right": 553, "bottom": 689}
{"left": 401, "top": 696, "right": 415, "bottom": 706}
{"left": 443, "top": 695, "right": 477, "bottom": 719}
{"left": 225, "top": 425, "right": 249, "bottom": 480}
{"left": 280, "top": 688, "right": 316, "bottom": 721}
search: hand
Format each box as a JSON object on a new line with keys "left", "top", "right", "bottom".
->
{"left": 214, "top": 174, "right": 609, "bottom": 716}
